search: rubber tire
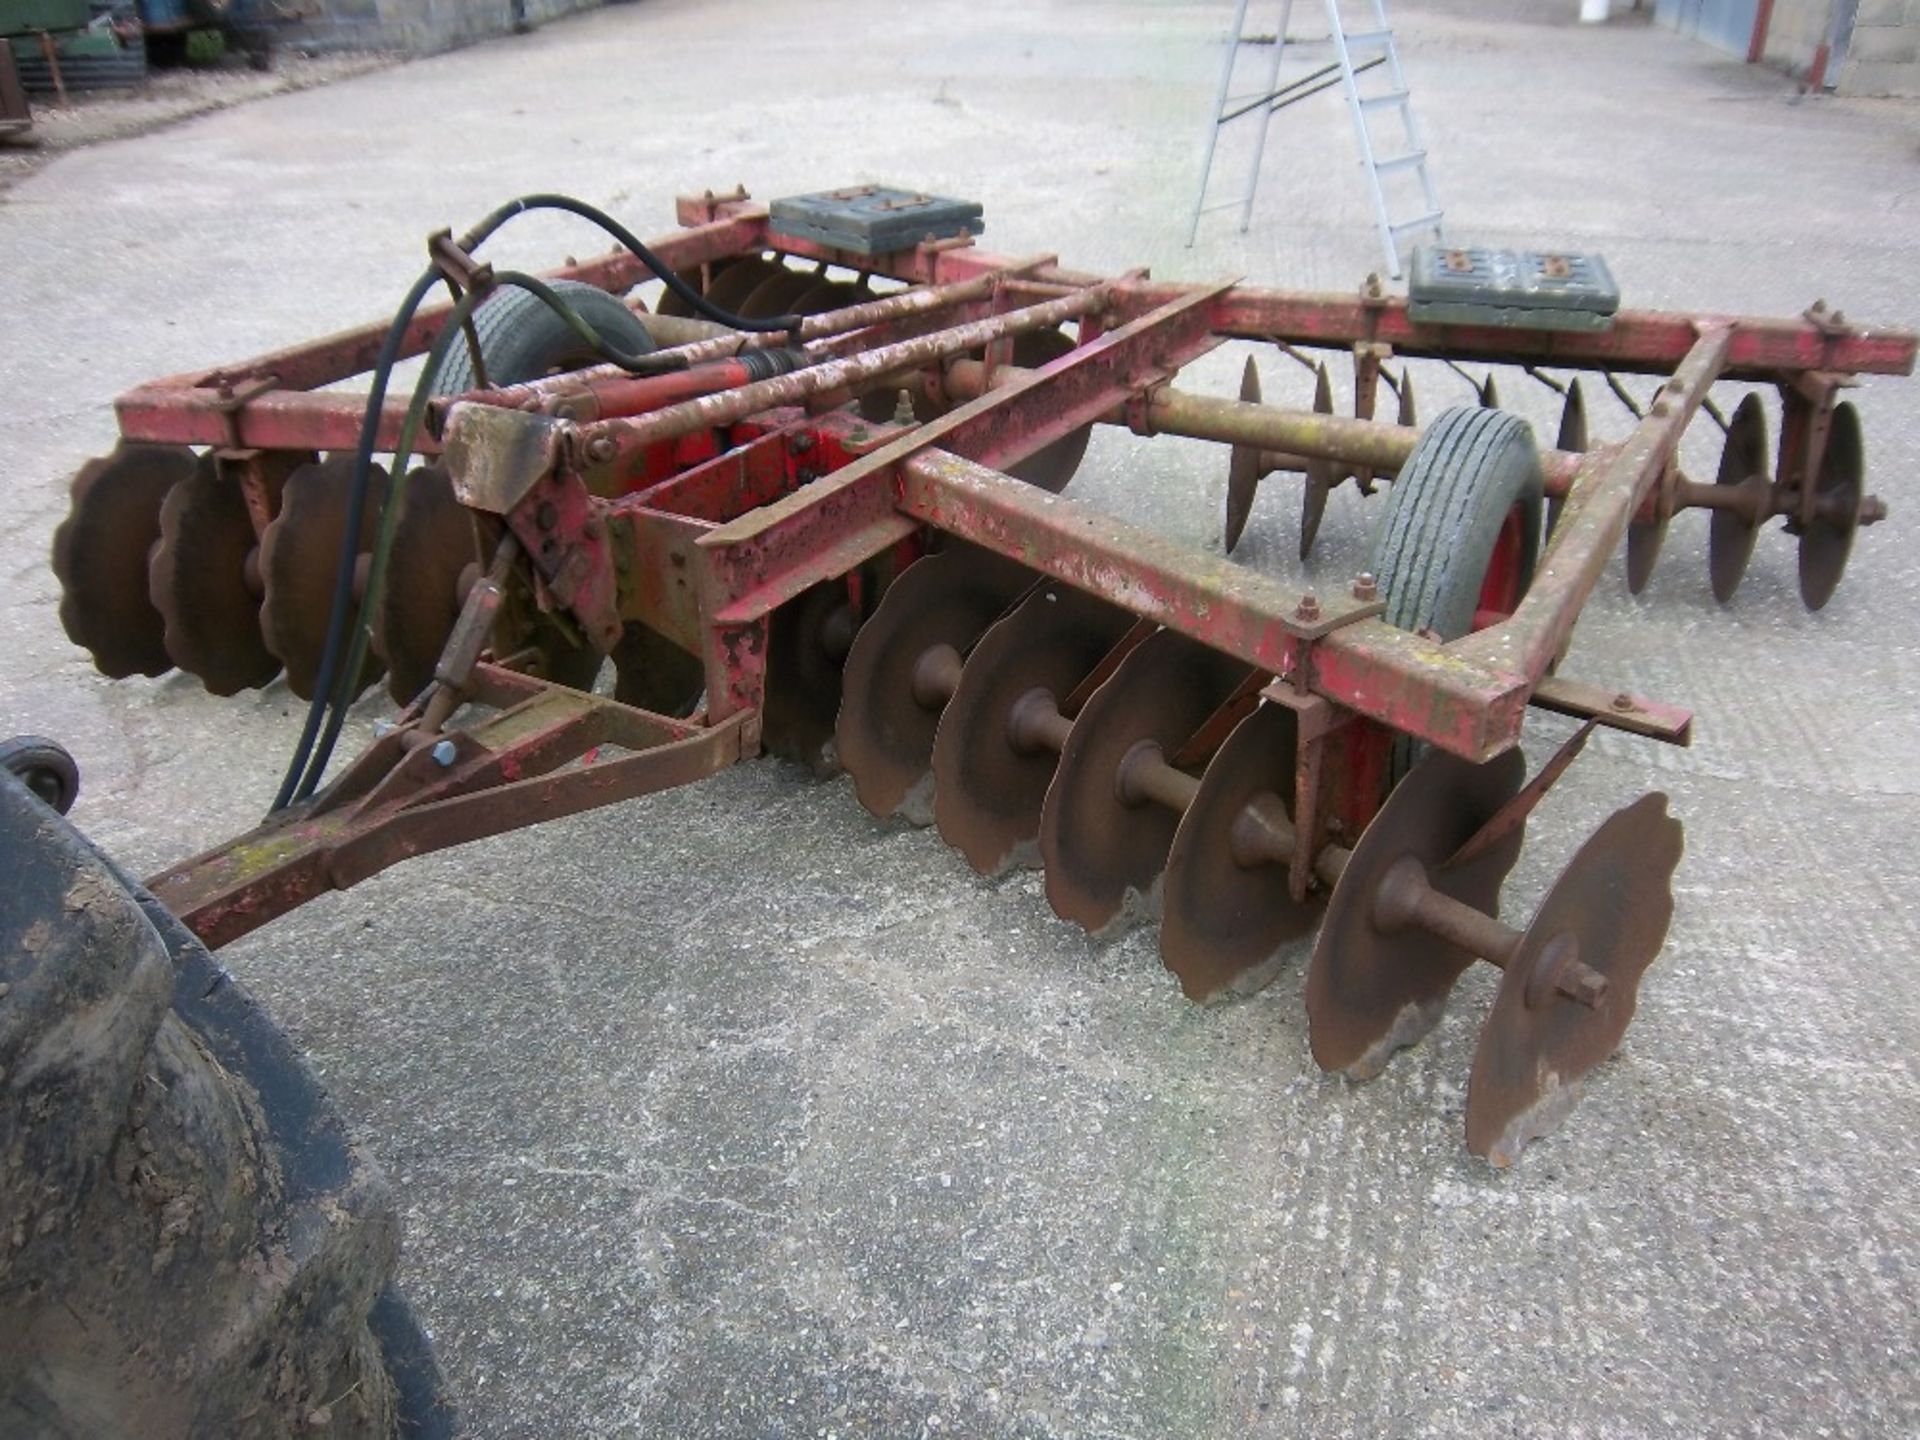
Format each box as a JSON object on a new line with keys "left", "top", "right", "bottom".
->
{"left": 0, "top": 769, "right": 457, "bottom": 1438}
{"left": 1371, "top": 406, "right": 1543, "bottom": 640}
{"left": 0, "top": 734, "right": 79, "bottom": 815}
{"left": 1369, "top": 406, "right": 1543, "bottom": 779}
{"left": 432, "top": 279, "right": 656, "bottom": 396}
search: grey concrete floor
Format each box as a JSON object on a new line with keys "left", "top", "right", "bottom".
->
{"left": 5, "top": 1, "right": 1920, "bottom": 1435}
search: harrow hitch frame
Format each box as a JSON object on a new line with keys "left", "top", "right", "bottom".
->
{"left": 52, "top": 183, "right": 1918, "bottom": 1161}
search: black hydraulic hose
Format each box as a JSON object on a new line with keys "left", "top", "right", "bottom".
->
{"left": 272, "top": 192, "right": 809, "bottom": 812}
{"left": 292, "top": 287, "right": 484, "bottom": 804}
{"left": 480, "top": 193, "right": 806, "bottom": 334}
{"left": 490, "top": 270, "right": 690, "bottom": 375}
{"left": 269, "top": 267, "right": 438, "bottom": 814}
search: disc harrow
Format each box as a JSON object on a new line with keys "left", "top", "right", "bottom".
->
{"left": 47, "top": 184, "right": 1917, "bottom": 1166}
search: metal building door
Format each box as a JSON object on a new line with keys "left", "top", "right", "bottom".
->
{"left": 1655, "top": 0, "right": 1760, "bottom": 57}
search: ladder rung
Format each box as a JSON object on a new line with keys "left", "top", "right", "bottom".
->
{"left": 1389, "top": 211, "right": 1445, "bottom": 236}
{"left": 1342, "top": 29, "right": 1394, "bottom": 49}
{"left": 1373, "top": 151, "right": 1427, "bottom": 175}
{"left": 1360, "top": 89, "right": 1410, "bottom": 111}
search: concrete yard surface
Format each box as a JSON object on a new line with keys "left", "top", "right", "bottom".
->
{"left": 3, "top": 0, "right": 1919, "bottom": 1435}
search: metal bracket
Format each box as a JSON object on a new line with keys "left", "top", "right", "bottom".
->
{"left": 1258, "top": 687, "right": 1353, "bottom": 902}
{"left": 427, "top": 228, "right": 495, "bottom": 298}
{"left": 444, "top": 404, "right": 573, "bottom": 515}
{"left": 204, "top": 373, "right": 280, "bottom": 451}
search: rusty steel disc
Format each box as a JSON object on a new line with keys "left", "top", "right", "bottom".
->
{"left": 1465, "top": 792, "right": 1683, "bottom": 1167}
{"left": 656, "top": 260, "right": 735, "bottom": 318}
{"left": 736, "top": 266, "right": 814, "bottom": 320}
{"left": 1159, "top": 702, "right": 1321, "bottom": 1001}
{"left": 1005, "top": 329, "right": 1093, "bottom": 494}
{"left": 611, "top": 621, "right": 704, "bottom": 715}
{"left": 51, "top": 442, "right": 198, "bottom": 679}
{"left": 1039, "top": 629, "right": 1252, "bottom": 937}
{"left": 259, "top": 454, "right": 390, "bottom": 701}
{"left": 932, "top": 584, "right": 1135, "bottom": 876}
{"left": 791, "top": 276, "right": 843, "bottom": 315}
{"left": 148, "top": 453, "right": 281, "bottom": 695}
{"left": 1625, "top": 510, "right": 1667, "bottom": 594}
{"left": 834, "top": 545, "right": 1036, "bottom": 823}
{"left": 700, "top": 256, "right": 781, "bottom": 315}
{"left": 1305, "top": 747, "right": 1528, "bottom": 1080}
{"left": 534, "top": 624, "right": 611, "bottom": 693}
{"left": 815, "top": 279, "right": 866, "bottom": 315}
{"left": 1546, "top": 379, "right": 1588, "bottom": 539}
{"left": 1298, "top": 362, "right": 1337, "bottom": 560}
{"left": 761, "top": 579, "right": 858, "bottom": 774}
{"left": 374, "top": 465, "right": 474, "bottom": 705}
{"left": 1798, "top": 400, "right": 1863, "bottom": 612}
{"left": 1709, "top": 394, "right": 1770, "bottom": 604}
{"left": 1224, "top": 356, "right": 1264, "bottom": 554}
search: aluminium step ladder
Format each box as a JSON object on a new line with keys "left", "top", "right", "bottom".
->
{"left": 1187, "top": 0, "right": 1443, "bottom": 278}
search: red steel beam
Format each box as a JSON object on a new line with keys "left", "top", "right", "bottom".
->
{"left": 898, "top": 448, "right": 1533, "bottom": 762}
{"left": 1179, "top": 286, "right": 1915, "bottom": 379}
{"left": 694, "top": 283, "right": 1229, "bottom": 631}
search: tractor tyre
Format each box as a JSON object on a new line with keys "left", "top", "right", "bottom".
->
{"left": 0, "top": 766, "right": 455, "bottom": 1439}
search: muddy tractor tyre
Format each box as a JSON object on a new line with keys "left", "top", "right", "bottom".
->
{"left": 0, "top": 736, "right": 79, "bottom": 816}
{"left": 0, "top": 768, "right": 455, "bottom": 1439}
{"left": 1370, "top": 407, "right": 1544, "bottom": 780}
{"left": 431, "top": 279, "right": 656, "bottom": 396}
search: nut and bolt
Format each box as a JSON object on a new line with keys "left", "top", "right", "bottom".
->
{"left": 430, "top": 739, "right": 458, "bottom": 767}
{"left": 1351, "top": 572, "right": 1379, "bottom": 603}
{"left": 1295, "top": 592, "right": 1322, "bottom": 623}
{"left": 1611, "top": 692, "right": 1635, "bottom": 712}
{"left": 585, "top": 434, "right": 618, "bottom": 464}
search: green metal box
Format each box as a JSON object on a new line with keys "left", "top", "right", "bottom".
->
{"left": 0, "top": 1, "right": 91, "bottom": 39}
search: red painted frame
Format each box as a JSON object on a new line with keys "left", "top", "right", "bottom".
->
{"left": 126, "top": 189, "right": 1916, "bottom": 945}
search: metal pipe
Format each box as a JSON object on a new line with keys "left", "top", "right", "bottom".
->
{"left": 943, "top": 360, "right": 1590, "bottom": 493}
{"left": 596, "top": 287, "right": 1110, "bottom": 450}
{"left": 1117, "top": 743, "right": 1201, "bottom": 813}
{"left": 1007, "top": 688, "right": 1074, "bottom": 755}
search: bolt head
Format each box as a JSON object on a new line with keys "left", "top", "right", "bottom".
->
{"left": 1351, "top": 572, "right": 1379, "bottom": 602}
{"left": 1294, "top": 592, "right": 1322, "bottom": 623}
{"left": 430, "top": 739, "right": 458, "bottom": 767}
{"left": 1611, "top": 692, "right": 1635, "bottom": 712}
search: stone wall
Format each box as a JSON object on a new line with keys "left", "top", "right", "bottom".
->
{"left": 1839, "top": 0, "right": 1920, "bottom": 95}
{"left": 275, "top": 0, "right": 606, "bottom": 56}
